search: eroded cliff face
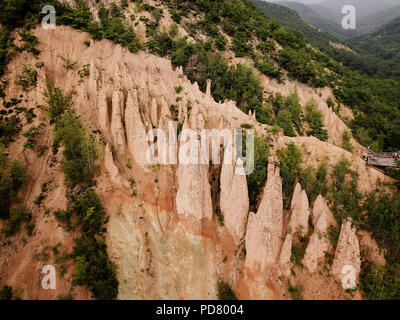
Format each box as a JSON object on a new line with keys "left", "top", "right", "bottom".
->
{"left": 332, "top": 219, "right": 361, "bottom": 285}
{"left": 245, "top": 164, "right": 283, "bottom": 273}
{"left": 0, "top": 24, "right": 386, "bottom": 300}
{"left": 220, "top": 159, "right": 249, "bottom": 245}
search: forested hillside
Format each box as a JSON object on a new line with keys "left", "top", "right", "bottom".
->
{"left": 253, "top": 1, "right": 384, "bottom": 77}
{"left": 274, "top": 1, "right": 352, "bottom": 38}
{"left": 273, "top": 0, "right": 400, "bottom": 38}
{"left": 348, "top": 15, "right": 400, "bottom": 80}
{"left": 310, "top": 0, "right": 400, "bottom": 21}
{"left": 355, "top": 4, "right": 400, "bottom": 35}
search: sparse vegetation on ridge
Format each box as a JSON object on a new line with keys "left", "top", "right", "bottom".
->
{"left": 43, "top": 81, "right": 118, "bottom": 300}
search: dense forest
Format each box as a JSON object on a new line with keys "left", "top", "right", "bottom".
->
{"left": 1, "top": 0, "right": 400, "bottom": 151}
{"left": 348, "top": 15, "right": 400, "bottom": 80}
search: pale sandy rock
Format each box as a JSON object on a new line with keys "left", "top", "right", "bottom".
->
{"left": 245, "top": 164, "right": 283, "bottom": 271}
{"left": 125, "top": 89, "right": 149, "bottom": 168}
{"left": 194, "top": 112, "right": 206, "bottom": 130}
{"left": 279, "top": 232, "right": 293, "bottom": 277}
{"left": 111, "top": 90, "right": 126, "bottom": 153}
{"left": 35, "top": 67, "right": 47, "bottom": 105}
{"left": 206, "top": 79, "right": 212, "bottom": 99}
{"left": 88, "top": 58, "right": 99, "bottom": 103}
{"left": 150, "top": 98, "right": 158, "bottom": 126}
{"left": 220, "top": 158, "right": 249, "bottom": 244}
{"left": 176, "top": 140, "right": 213, "bottom": 227}
{"left": 288, "top": 184, "right": 310, "bottom": 237}
{"left": 279, "top": 184, "right": 310, "bottom": 275}
{"left": 177, "top": 96, "right": 188, "bottom": 123}
{"left": 311, "top": 195, "right": 336, "bottom": 228}
{"left": 114, "top": 64, "right": 123, "bottom": 90}
{"left": 159, "top": 96, "right": 171, "bottom": 128}
{"left": 291, "top": 183, "right": 302, "bottom": 210}
{"left": 332, "top": 218, "right": 361, "bottom": 285}
{"left": 98, "top": 89, "right": 108, "bottom": 131}
{"left": 104, "top": 143, "right": 121, "bottom": 184}
{"left": 190, "top": 102, "right": 200, "bottom": 129}
{"left": 302, "top": 195, "right": 336, "bottom": 272}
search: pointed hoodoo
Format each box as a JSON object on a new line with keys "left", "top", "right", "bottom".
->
{"left": 125, "top": 89, "right": 149, "bottom": 169}
{"left": 245, "top": 164, "right": 283, "bottom": 271}
{"left": 111, "top": 90, "right": 126, "bottom": 153}
{"left": 176, "top": 131, "right": 213, "bottom": 232}
{"left": 288, "top": 183, "right": 310, "bottom": 237}
{"left": 279, "top": 183, "right": 310, "bottom": 276}
{"left": 104, "top": 143, "right": 121, "bottom": 185}
{"left": 279, "top": 232, "right": 293, "bottom": 277}
{"left": 190, "top": 101, "right": 200, "bottom": 129}
{"left": 150, "top": 98, "right": 158, "bottom": 127}
{"left": 206, "top": 79, "right": 212, "bottom": 100}
{"left": 88, "top": 59, "right": 99, "bottom": 104}
{"left": 177, "top": 99, "right": 184, "bottom": 123}
{"left": 159, "top": 96, "right": 171, "bottom": 129}
{"left": 220, "top": 158, "right": 250, "bottom": 245}
{"left": 98, "top": 89, "right": 108, "bottom": 131}
{"left": 115, "top": 64, "right": 123, "bottom": 91}
{"left": 331, "top": 218, "right": 361, "bottom": 287}
{"left": 302, "top": 195, "right": 337, "bottom": 273}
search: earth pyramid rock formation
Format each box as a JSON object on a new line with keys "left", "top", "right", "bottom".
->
{"left": 176, "top": 123, "right": 213, "bottom": 232}
{"left": 220, "top": 158, "right": 250, "bottom": 245}
{"left": 332, "top": 218, "right": 361, "bottom": 286}
{"left": 302, "top": 195, "right": 337, "bottom": 272}
{"left": 245, "top": 164, "right": 283, "bottom": 272}
{"left": 111, "top": 90, "right": 126, "bottom": 153}
{"left": 279, "top": 184, "right": 310, "bottom": 276}
{"left": 125, "top": 89, "right": 149, "bottom": 169}
{"left": 288, "top": 183, "right": 310, "bottom": 237}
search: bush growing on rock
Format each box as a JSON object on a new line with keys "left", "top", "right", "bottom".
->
{"left": 277, "top": 142, "right": 302, "bottom": 209}
{"left": 0, "top": 148, "right": 28, "bottom": 219}
{"left": 247, "top": 137, "right": 269, "bottom": 211}
{"left": 216, "top": 281, "right": 237, "bottom": 300}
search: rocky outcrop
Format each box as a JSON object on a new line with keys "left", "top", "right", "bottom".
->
{"left": 302, "top": 195, "right": 336, "bottom": 272}
{"left": 176, "top": 132, "right": 213, "bottom": 230}
{"left": 332, "top": 218, "right": 361, "bottom": 285}
{"left": 288, "top": 183, "right": 310, "bottom": 237}
{"left": 220, "top": 158, "right": 249, "bottom": 245}
{"left": 104, "top": 143, "right": 121, "bottom": 184}
{"left": 159, "top": 96, "right": 171, "bottom": 129}
{"left": 245, "top": 164, "right": 283, "bottom": 272}
{"left": 111, "top": 90, "right": 126, "bottom": 153}
{"left": 98, "top": 89, "right": 108, "bottom": 131}
{"left": 178, "top": 96, "right": 187, "bottom": 123}
{"left": 125, "top": 89, "right": 149, "bottom": 168}
{"left": 206, "top": 79, "right": 212, "bottom": 100}
{"left": 150, "top": 98, "right": 158, "bottom": 127}
{"left": 88, "top": 59, "right": 99, "bottom": 103}
{"left": 278, "top": 232, "right": 293, "bottom": 277}
{"left": 279, "top": 183, "right": 310, "bottom": 276}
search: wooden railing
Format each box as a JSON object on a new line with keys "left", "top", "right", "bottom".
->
{"left": 363, "top": 150, "right": 399, "bottom": 168}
